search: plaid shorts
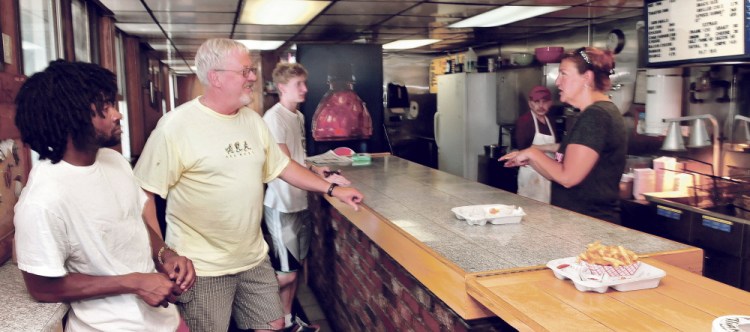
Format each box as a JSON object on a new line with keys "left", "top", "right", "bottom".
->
{"left": 177, "top": 258, "right": 284, "bottom": 331}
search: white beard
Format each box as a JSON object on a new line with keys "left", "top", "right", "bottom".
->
{"left": 239, "top": 93, "right": 252, "bottom": 106}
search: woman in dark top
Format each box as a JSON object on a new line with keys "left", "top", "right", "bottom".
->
{"left": 500, "top": 47, "right": 626, "bottom": 223}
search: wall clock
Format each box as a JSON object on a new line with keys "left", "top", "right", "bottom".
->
{"left": 606, "top": 29, "right": 626, "bottom": 54}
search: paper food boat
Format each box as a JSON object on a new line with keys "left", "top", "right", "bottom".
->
{"left": 451, "top": 204, "right": 525, "bottom": 226}
{"left": 546, "top": 257, "right": 666, "bottom": 293}
{"left": 583, "top": 261, "right": 641, "bottom": 277}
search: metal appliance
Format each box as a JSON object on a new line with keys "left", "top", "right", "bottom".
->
{"left": 495, "top": 64, "right": 560, "bottom": 148}
{"left": 434, "top": 72, "right": 497, "bottom": 181}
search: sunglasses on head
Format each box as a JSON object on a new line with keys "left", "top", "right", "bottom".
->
{"left": 575, "top": 47, "right": 615, "bottom": 75}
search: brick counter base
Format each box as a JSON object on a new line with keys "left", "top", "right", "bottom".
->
{"left": 306, "top": 197, "right": 514, "bottom": 331}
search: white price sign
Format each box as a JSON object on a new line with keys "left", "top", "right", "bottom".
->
{"left": 648, "top": 0, "right": 745, "bottom": 63}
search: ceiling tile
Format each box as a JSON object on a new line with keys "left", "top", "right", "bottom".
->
{"left": 379, "top": 15, "right": 459, "bottom": 28}
{"left": 98, "top": 0, "right": 145, "bottom": 11}
{"left": 506, "top": 17, "right": 582, "bottom": 27}
{"left": 164, "top": 32, "right": 233, "bottom": 39}
{"left": 543, "top": 6, "right": 633, "bottom": 19}
{"left": 161, "top": 24, "right": 233, "bottom": 33}
{"left": 325, "top": 1, "right": 419, "bottom": 15}
{"left": 108, "top": 11, "right": 153, "bottom": 23}
{"left": 143, "top": 0, "right": 238, "bottom": 12}
{"left": 148, "top": 43, "right": 174, "bottom": 52}
{"left": 588, "top": 0, "right": 643, "bottom": 7}
{"left": 309, "top": 14, "right": 391, "bottom": 26}
{"left": 337, "top": 0, "right": 424, "bottom": 1}
{"left": 289, "top": 34, "right": 332, "bottom": 42}
{"left": 510, "top": 0, "right": 590, "bottom": 5}
{"left": 171, "top": 45, "right": 201, "bottom": 54}
{"left": 374, "top": 27, "right": 428, "bottom": 35}
{"left": 115, "top": 23, "right": 233, "bottom": 36}
{"left": 232, "top": 33, "right": 297, "bottom": 40}
{"left": 401, "top": 3, "right": 497, "bottom": 18}
{"left": 161, "top": 59, "right": 194, "bottom": 66}
{"left": 148, "top": 38, "right": 206, "bottom": 45}
{"left": 151, "top": 11, "right": 237, "bottom": 24}
{"left": 233, "top": 25, "right": 304, "bottom": 34}
{"left": 115, "top": 23, "right": 163, "bottom": 35}
{"left": 96, "top": 0, "right": 648, "bottom": 66}
{"left": 427, "top": 0, "right": 515, "bottom": 4}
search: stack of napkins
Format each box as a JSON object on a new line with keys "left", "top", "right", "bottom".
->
{"left": 633, "top": 168, "right": 655, "bottom": 200}
{"left": 305, "top": 150, "right": 352, "bottom": 165}
{"left": 351, "top": 153, "right": 371, "bottom": 166}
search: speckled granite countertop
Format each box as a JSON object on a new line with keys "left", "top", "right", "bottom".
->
{"left": 335, "top": 156, "right": 692, "bottom": 273}
{"left": 0, "top": 262, "right": 68, "bottom": 332}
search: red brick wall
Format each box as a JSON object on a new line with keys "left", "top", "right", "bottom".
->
{"left": 306, "top": 197, "right": 512, "bottom": 331}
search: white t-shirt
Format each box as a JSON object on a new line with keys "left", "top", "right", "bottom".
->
{"left": 263, "top": 103, "right": 308, "bottom": 213}
{"left": 134, "top": 97, "right": 290, "bottom": 276}
{"left": 14, "top": 148, "right": 179, "bottom": 332}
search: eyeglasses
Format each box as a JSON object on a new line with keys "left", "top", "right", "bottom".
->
{"left": 214, "top": 66, "right": 258, "bottom": 77}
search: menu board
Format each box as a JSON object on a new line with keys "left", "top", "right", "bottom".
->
{"left": 647, "top": 0, "right": 748, "bottom": 66}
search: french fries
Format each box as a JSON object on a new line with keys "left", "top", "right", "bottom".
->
{"left": 576, "top": 241, "right": 639, "bottom": 267}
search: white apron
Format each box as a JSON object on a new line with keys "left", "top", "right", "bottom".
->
{"left": 517, "top": 112, "right": 556, "bottom": 203}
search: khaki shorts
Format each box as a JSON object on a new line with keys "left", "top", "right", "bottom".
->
{"left": 264, "top": 206, "right": 312, "bottom": 272}
{"left": 177, "top": 258, "right": 284, "bottom": 331}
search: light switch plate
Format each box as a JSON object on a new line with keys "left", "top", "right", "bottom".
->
{"left": 2, "top": 34, "right": 12, "bottom": 64}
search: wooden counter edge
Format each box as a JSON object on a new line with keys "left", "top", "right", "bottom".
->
{"left": 465, "top": 277, "right": 539, "bottom": 332}
{"left": 324, "top": 195, "right": 496, "bottom": 320}
{"left": 640, "top": 247, "right": 704, "bottom": 274}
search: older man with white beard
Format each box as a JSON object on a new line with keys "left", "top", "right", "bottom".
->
{"left": 134, "top": 38, "right": 364, "bottom": 332}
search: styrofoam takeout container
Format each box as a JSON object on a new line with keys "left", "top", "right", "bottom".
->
{"left": 451, "top": 204, "right": 525, "bottom": 226}
{"left": 546, "top": 257, "right": 666, "bottom": 293}
{"left": 712, "top": 315, "right": 750, "bottom": 332}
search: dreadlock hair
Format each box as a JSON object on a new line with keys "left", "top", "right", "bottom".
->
{"left": 15, "top": 60, "right": 117, "bottom": 164}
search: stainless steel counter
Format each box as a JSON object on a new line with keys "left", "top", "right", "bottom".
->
{"left": 644, "top": 194, "right": 750, "bottom": 225}
{"left": 0, "top": 262, "right": 68, "bottom": 332}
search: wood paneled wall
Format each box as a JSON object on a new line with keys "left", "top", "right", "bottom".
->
{"left": 0, "top": 0, "right": 22, "bottom": 75}
{"left": 0, "top": 0, "right": 28, "bottom": 265}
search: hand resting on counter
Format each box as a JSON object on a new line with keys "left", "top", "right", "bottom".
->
{"left": 282, "top": 161, "right": 364, "bottom": 211}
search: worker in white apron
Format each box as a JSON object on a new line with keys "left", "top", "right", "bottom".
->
{"left": 516, "top": 87, "right": 557, "bottom": 203}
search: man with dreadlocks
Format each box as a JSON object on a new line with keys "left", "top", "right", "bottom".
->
{"left": 13, "top": 60, "right": 196, "bottom": 331}
{"left": 133, "top": 38, "right": 363, "bottom": 332}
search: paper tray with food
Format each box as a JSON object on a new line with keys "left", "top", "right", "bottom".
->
{"left": 546, "top": 257, "right": 666, "bottom": 293}
{"left": 451, "top": 204, "right": 525, "bottom": 226}
{"left": 546, "top": 241, "right": 666, "bottom": 293}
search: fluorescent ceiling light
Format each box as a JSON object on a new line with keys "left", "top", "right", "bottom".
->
{"left": 240, "top": 0, "right": 330, "bottom": 25}
{"left": 236, "top": 40, "right": 285, "bottom": 50}
{"left": 383, "top": 39, "right": 441, "bottom": 50}
{"left": 449, "top": 6, "right": 570, "bottom": 28}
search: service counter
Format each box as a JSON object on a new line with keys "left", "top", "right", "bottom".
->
{"left": 306, "top": 156, "right": 710, "bottom": 331}
{"left": 0, "top": 261, "right": 68, "bottom": 332}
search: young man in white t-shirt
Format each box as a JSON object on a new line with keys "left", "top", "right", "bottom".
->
{"left": 13, "top": 60, "right": 195, "bottom": 331}
{"left": 263, "top": 63, "right": 350, "bottom": 331}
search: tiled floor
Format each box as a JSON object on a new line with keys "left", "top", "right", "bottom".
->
{"left": 296, "top": 282, "right": 332, "bottom": 332}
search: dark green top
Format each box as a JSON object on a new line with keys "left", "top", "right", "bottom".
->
{"left": 551, "top": 101, "right": 626, "bottom": 223}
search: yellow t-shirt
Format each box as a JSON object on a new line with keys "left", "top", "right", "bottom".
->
{"left": 134, "top": 97, "right": 290, "bottom": 276}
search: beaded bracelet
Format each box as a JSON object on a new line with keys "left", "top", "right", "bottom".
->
{"left": 157, "top": 246, "right": 177, "bottom": 265}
